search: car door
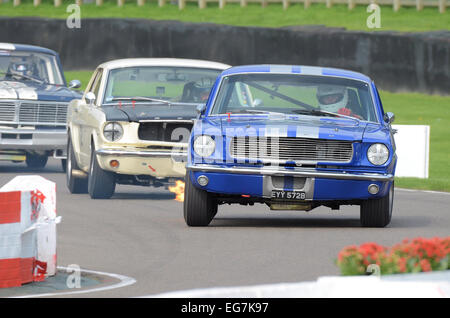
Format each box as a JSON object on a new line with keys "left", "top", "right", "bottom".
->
{"left": 78, "top": 68, "right": 103, "bottom": 168}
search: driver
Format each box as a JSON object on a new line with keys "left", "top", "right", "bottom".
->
{"left": 182, "top": 81, "right": 210, "bottom": 103}
{"left": 316, "top": 84, "right": 361, "bottom": 119}
{"left": 6, "top": 58, "right": 40, "bottom": 81}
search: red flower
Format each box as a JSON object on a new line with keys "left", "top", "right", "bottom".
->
{"left": 420, "top": 259, "right": 432, "bottom": 272}
{"left": 398, "top": 258, "right": 407, "bottom": 273}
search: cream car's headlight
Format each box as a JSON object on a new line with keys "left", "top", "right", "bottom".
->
{"left": 103, "top": 122, "right": 124, "bottom": 142}
{"left": 367, "top": 143, "right": 389, "bottom": 165}
{"left": 193, "top": 135, "right": 216, "bottom": 157}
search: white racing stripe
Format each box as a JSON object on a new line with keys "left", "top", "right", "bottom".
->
{"left": 12, "top": 266, "right": 136, "bottom": 298}
{"left": 0, "top": 43, "right": 15, "bottom": 51}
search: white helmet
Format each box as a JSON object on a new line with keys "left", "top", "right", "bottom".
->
{"left": 316, "top": 85, "right": 348, "bottom": 113}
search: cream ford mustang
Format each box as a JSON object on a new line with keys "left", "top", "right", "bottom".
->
{"left": 66, "top": 58, "right": 230, "bottom": 199}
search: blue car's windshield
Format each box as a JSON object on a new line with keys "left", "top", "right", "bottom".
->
{"left": 211, "top": 74, "right": 378, "bottom": 122}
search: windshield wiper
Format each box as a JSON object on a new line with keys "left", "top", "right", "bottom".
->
{"left": 226, "top": 109, "right": 287, "bottom": 116}
{"left": 292, "top": 109, "right": 360, "bottom": 122}
{"left": 110, "top": 97, "right": 171, "bottom": 105}
{"left": 0, "top": 71, "right": 44, "bottom": 84}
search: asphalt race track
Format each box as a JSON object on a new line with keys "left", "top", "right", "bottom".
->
{"left": 1, "top": 159, "right": 449, "bottom": 298}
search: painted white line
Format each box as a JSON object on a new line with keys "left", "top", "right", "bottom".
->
{"left": 12, "top": 266, "right": 136, "bottom": 298}
{"left": 396, "top": 187, "right": 450, "bottom": 196}
{"left": 146, "top": 274, "right": 450, "bottom": 298}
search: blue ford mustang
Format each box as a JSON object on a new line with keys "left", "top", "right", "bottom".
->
{"left": 184, "top": 65, "right": 397, "bottom": 227}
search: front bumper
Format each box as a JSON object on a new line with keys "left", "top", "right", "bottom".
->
{"left": 96, "top": 148, "right": 187, "bottom": 177}
{"left": 0, "top": 127, "right": 67, "bottom": 152}
{"left": 187, "top": 164, "right": 394, "bottom": 201}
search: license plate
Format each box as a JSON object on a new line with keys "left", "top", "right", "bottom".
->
{"left": 271, "top": 190, "right": 306, "bottom": 200}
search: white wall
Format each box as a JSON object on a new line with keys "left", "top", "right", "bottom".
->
{"left": 392, "top": 125, "right": 430, "bottom": 179}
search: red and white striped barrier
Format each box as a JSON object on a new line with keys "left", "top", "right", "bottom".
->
{"left": 0, "top": 176, "right": 60, "bottom": 288}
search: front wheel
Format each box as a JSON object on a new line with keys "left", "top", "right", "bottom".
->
{"left": 360, "top": 182, "right": 394, "bottom": 228}
{"left": 66, "top": 137, "right": 88, "bottom": 194}
{"left": 183, "top": 172, "right": 217, "bottom": 226}
{"left": 88, "top": 146, "right": 116, "bottom": 199}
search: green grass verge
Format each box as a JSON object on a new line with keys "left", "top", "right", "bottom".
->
{"left": 65, "top": 70, "right": 450, "bottom": 192}
{"left": 379, "top": 91, "right": 450, "bottom": 192}
{"left": 1, "top": 1, "right": 449, "bottom": 32}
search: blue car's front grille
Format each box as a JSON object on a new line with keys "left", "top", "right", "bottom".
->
{"left": 0, "top": 100, "right": 68, "bottom": 126}
{"left": 230, "top": 136, "right": 353, "bottom": 164}
{"left": 19, "top": 102, "right": 68, "bottom": 125}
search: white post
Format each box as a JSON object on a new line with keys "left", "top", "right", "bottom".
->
{"left": 283, "top": 0, "right": 290, "bottom": 10}
{"left": 33, "top": 0, "right": 41, "bottom": 6}
{"left": 438, "top": 0, "right": 446, "bottom": 13}
{"left": 393, "top": 0, "right": 401, "bottom": 12}
{"left": 158, "top": 0, "right": 165, "bottom": 6}
{"left": 416, "top": 0, "right": 423, "bottom": 10}
{"left": 326, "top": 0, "right": 333, "bottom": 8}
{"left": 13, "top": 0, "right": 21, "bottom": 6}
{"left": 198, "top": 0, "right": 206, "bottom": 9}
{"left": 54, "top": 0, "right": 62, "bottom": 6}
{"left": 348, "top": 0, "right": 355, "bottom": 9}
{"left": 137, "top": 0, "right": 145, "bottom": 6}
{"left": 304, "top": 0, "right": 310, "bottom": 9}
{"left": 179, "top": 0, "right": 186, "bottom": 9}
{"left": 240, "top": 0, "right": 247, "bottom": 6}
{"left": 219, "top": 0, "right": 226, "bottom": 9}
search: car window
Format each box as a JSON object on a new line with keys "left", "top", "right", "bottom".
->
{"left": 0, "top": 51, "right": 64, "bottom": 85}
{"left": 91, "top": 69, "right": 103, "bottom": 105}
{"left": 102, "top": 66, "right": 222, "bottom": 104}
{"left": 211, "top": 74, "right": 378, "bottom": 122}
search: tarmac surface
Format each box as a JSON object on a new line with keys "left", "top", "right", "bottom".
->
{"left": 0, "top": 159, "right": 449, "bottom": 297}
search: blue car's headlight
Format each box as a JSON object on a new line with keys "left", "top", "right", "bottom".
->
{"left": 193, "top": 135, "right": 216, "bottom": 157}
{"left": 367, "top": 143, "right": 389, "bottom": 165}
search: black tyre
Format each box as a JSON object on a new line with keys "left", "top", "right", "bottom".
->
{"left": 88, "top": 145, "right": 115, "bottom": 199}
{"left": 360, "top": 182, "right": 394, "bottom": 228}
{"left": 61, "top": 159, "right": 67, "bottom": 173}
{"left": 183, "top": 172, "right": 217, "bottom": 226}
{"left": 25, "top": 154, "right": 48, "bottom": 169}
{"left": 66, "top": 137, "right": 88, "bottom": 194}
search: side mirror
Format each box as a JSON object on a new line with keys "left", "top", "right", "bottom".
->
{"left": 253, "top": 98, "right": 263, "bottom": 107}
{"left": 68, "top": 79, "right": 81, "bottom": 89}
{"left": 384, "top": 112, "right": 395, "bottom": 124}
{"left": 85, "top": 92, "right": 96, "bottom": 106}
{"left": 196, "top": 104, "right": 206, "bottom": 115}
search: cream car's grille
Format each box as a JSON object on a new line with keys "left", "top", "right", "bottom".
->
{"left": 230, "top": 136, "right": 353, "bottom": 164}
{"left": 138, "top": 122, "right": 193, "bottom": 142}
{"left": 0, "top": 100, "right": 68, "bottom": 126}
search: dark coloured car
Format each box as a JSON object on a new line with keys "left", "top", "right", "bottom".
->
{"left": 0, "top": 42, "right": 82, "bottom": 170}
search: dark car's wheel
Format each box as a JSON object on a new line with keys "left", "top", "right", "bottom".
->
{"left": 184, "top": 171, "right": 217, "bottom": 226}
{"left": 88, "top": 145, "right": 116, "bottom": 199}
{"left": 360, "top": 182, "right": 394, "bottom": 228}
{"left": 66, "top": 137, "right": 88, "bottom": 194}
{"left": 25, "top": 154, "right": 48, "bottom": 169}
